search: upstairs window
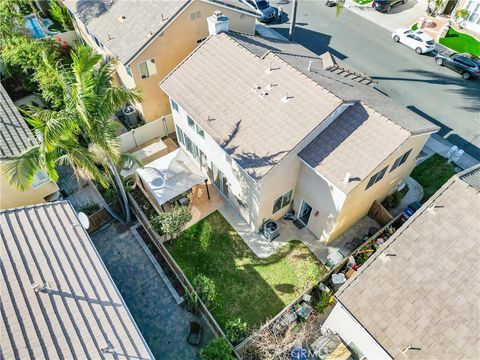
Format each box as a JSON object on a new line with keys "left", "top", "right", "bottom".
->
{"left": 390, "top": 149, "right": 412, "bottom": 172}
{"left": 125, "top": 65, "right": 133, "bottom": 78}
{"left": 366, "top": 166, "right": 388, "bottom": 190}
{"left": 171, "top": 99, "right": 179, "bottom": 112}
{"left": 138, "top": 59, "right": 157, "bottom": 79}
{"left": 273, "top": 190, "right": 293, "bottom": 214}
{"left": 187, "top": 116, "right": 195, "bottom": 129}
{"left": 32, "top": 170, "right": 50, "bottom": 187}
{"left": 187, "top": 115, "right": 205, "bottom": 138}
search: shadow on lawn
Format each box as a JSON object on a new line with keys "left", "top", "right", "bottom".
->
{"left": 167, "top": 212, "right": 323, "bottom": 328}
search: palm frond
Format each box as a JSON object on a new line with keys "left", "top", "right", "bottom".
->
{"left": 0, "top": 146, "right": 43, "bottom": 190}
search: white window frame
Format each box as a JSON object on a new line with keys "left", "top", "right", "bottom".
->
{"left": 137, "top": 59, "right": 157, "bottom": 79}
{"left": 171, "top": 99, "right": 179, "bottom": 112}
{"left": 273, "top": 190, "right": 293, "bottom": 214}
{"left": 125, "top": 65, "right": 133, "bottom": 78}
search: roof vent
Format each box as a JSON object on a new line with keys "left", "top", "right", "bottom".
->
{"left": 160, "top": 13, "right": 167, "bottom": 21}
{"left": 107, "top": 33, "right": 114, "bottom": 40}
{"left": 308, "top": 60, "right": 313, "bottom": 71}
{"left": 31, "top": 281, "right": 51, "bottom": 293}
{"left": 265, "top": 61, "right": 273, "bottom": 74}
{"left": 343, "top": 172, "right": 351, "bottom": 184}
{"left": 260, "top": 90, "right": 269, "bottom": 97}
{"left": 427, "top": 202, "right": 440, "bottom": 215}
{"left": 281, "top": 92, "right": 292, "bottom": 103}
{"left": 266, "top": 82, "right": 275, "bottom": 91}
{"left": 118, "top": 15, "right": 126, "bottom": 22}
{"left": 148, "top": 30, "right": 154, "bottom": 37}
{"left": 207, "top": 11, "right": 229, "bottom": 35}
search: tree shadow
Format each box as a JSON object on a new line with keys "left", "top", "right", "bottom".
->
{"left": 275, "top": 283, "right": 295, "bottom": 294}
{"left": 72, "top": 0, "right": 116, "bottom": 23}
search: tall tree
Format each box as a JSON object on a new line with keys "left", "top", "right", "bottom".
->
{"left": 1, "top": 46, "right": 142, "bottom": 223}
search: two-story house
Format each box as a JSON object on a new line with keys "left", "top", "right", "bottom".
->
{"left": 0, "top": 84, "right": 59, "bottom": 209}
{"left": 62, "top": 0, "right": 258, "bottom": 123}
{"left": 159, "top": 22, "right": 439, "bottom": 244}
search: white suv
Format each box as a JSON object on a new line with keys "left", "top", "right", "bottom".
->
{"left": 392, "top": 28, "right": 436, "bottom": 54}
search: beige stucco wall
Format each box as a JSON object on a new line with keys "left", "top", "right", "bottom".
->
{"left": 327, "top": 133, "right": 431, "bottom": 243}
{"left": 0, "top": 177, "right": 59, "bottom": 210}
{"left": 70, "top": 1, "right": 255, "bottom": 122}
{"left": 127, "top": 1, "right": 255, "bottom": 122}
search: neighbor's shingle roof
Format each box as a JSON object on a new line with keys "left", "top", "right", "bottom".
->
{"left": 335, "top": 166, "right": 480, "bottom": 359}
{"left": 299, "top": 102, "right": 410, "bottom": 193}
{"left": 0, "top": 83, "right": 37, "bottom": 158}
{"left": 63, "top": 0, "right": 257, "bottom": 65}
{"left": 161, "top": 33, "right": 343, "bottom": 179}
{"left": 0, "top": 201, "right": 154, "bottom": 360}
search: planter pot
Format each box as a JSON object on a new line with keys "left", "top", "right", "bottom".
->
{"left": 126, "top": 179, "right": 137, "bottom": 191}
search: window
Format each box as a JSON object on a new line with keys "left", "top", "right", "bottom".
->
{"left": 225, "top": 153, "right": 232, "bottom": 165}
{"left": 197, "top": 37, "right": 206, "bottom": 44}
{"left": 366, "top": 166, "right": 388, "bottom": 190}
{"left": 171, "top": 99, "right": 179, "bottom": 112}
{"left": 390, "top": 149, "right": 412, "bottom": 172}
{"left": 187, "top": 115, "right": 205, "bottom": 138}
{"left": 466, "top": 0, "right": 480, "bottom": 24}
{"left": 32, "top": 170, "right": 49, "bottom": 187}
{"left": 187, "top": 116, "right": 195, "bottom": 129}
{"left": 138, "top": 59, "right": 157, "bottom": 79}
{"left": 176, "top": 125, "right": 185, "bottom": 145}
{"left": 273, "top": 190, "right": 293, "bottom": 214}
{"left": 93, "top": 35, "right": 103, "bottom": 49}
{"left": 125, "top": 66, "right": 133, "bottom": 78}
{"left": 190, "top": 10, "right": 201, "bottom": 20}
{"left": 184, "top": 133, "right": 199, "bottom": 158}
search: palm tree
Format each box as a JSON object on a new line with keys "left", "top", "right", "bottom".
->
{"left": 1, "top": 46, "right": 142, "bottom": 223}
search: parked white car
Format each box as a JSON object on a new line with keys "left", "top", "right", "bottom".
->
{"left": 391, "top": 28, "right": 436, "bottom": 54}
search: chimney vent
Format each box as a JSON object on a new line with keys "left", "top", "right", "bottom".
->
{"left": 343, "top": 172, "right": 351, "bottom": 184}
{"left": 207, "top": 11, "right": 229, "bottom": 35}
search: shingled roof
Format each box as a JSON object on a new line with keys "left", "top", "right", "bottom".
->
{"left": 0, "top": 84, "right": 37, "bottom": 158}
{"left": 0, "top": 201, "right": 154, "bottom": 360}
{"left": 63, "top": 0, "right": 258, "bottom": 65}
{"left": 335, "top": 165, "right": 480, "bottom": 359}
{"left": 161, "top": 32, "right": 438, "bottom": 181}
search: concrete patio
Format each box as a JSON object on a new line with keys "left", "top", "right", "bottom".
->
{"left": 218, "top": 202, "right": 379, "bottom": 265}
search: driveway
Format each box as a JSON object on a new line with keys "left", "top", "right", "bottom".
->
{"left": 91, "top": 224, "right": 213, "bottom": 359}
{"left": 345, "top": 0, "right": 427, "bottom": 31}
{"left": 268, "top": 0, "right": 480, "bottom": 159}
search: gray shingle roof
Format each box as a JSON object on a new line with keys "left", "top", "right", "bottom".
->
{"left": 299, "top": 102, "right": 410, "bottom": 193}
{"left": 335, "top": 165, "right": 480, "bottom": 359}
{"left": 63, "top": 0, "right": 257, "bottom": 65}
{"left": 229, "top": 33, "right": 440, "bottom": 135}
{"left": 0, "top": 83, "right": 37, "bottom": 158}
{"left": 0, "top": 201, "right": 154, "bottom": 360}
{"left": 161, "top": 33, "right": 343, "bottom": 179}
{"left": 161, "top": 32, "right": 437, "bottom": 181}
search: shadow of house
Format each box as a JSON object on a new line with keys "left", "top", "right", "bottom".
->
{"left": 73, "top": 0, "right": 116, "bottom": 23}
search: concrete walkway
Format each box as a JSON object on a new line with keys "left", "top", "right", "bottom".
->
{"left": 425, "top": 134, "right": 479, "bottom": 170}
{"left": 218, "top": 202, "right": 378, "bottom": 265}
{"left": 256, "top": 22, "right": 288, "bottom": 40}
{"left": 389, "top": 177, "right": 423, "bottom": 216}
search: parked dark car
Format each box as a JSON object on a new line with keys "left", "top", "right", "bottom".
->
{"left": 372, "top": 0, "right": 407, "bottom": 12}
{"left": 435, "top": 51, "right": 480, "bottom": 80}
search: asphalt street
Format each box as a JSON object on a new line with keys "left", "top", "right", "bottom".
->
{"left": 268, "top": 0, "right": 480, "bottom": 159}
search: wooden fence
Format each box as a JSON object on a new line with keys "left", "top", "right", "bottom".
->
{"left": 86, "top": 208, "right": 112, "bottom": 234}
{"left": 128, "top": 193, "right": 242, "bottom": 358}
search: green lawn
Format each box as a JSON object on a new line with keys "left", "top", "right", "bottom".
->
{"left": 353, "top": 0, "right": 373, "bottom": 4}
{"left": 167, "top": 211, "right": 326, "bottom": 329}
{"left": 439, "top": 28, "right": 480, "bottom": 57}
{"left": 411, "top": 154, "right": 456, "bottom": 202}
{"left": 411, "top": 23, "right": 418, "bottom": 31}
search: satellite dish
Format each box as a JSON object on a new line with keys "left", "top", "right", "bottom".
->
{"left": 78, "top": 212, "right": 90, "bottom": 229}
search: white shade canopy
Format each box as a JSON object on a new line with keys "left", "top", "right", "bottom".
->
{"left": 136, "top": 148, "right": 206, "bottom": 206}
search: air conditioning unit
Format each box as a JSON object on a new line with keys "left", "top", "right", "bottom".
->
{"left": 122, "top": 106, "right": 139, "bottom": 127}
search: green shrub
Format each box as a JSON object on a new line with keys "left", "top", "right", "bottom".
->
{"left": 192, "top": 274, "right": 216, "bottom": 308}
{"left": 184, "top": 289, "right": 199, "bottom": 314}
{"left": 78, "top": 201, "right": 101, "bottom": 216}
{"left": 382, "top": 184, "right": 409, "bottom": 209}
{"left": 314, "top": 290, "right": 333, "bottom": 314}
{"left": 150, "top": 205, "right": 192, "bottom": 239}
{"left": 225, "top": 317, "right": 248, "bottom": 343}
{"left": 200, "top": 338, "right": 234, "bottom": 360}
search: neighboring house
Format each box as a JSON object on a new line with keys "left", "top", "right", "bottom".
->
{"left": 160, "top": 26, "right": 439, "bottom": 244}
{"left": 456, "top": 0, "right": 480, "bottom": 33}
{"left": 323, "top": 166, "right": 480, "bottom": 359}
{"left": 0, "top": 84, "right": 59, "bottom": 209}
{"left": 0, "top": 201, "right": 154, "bottom": 359}
{"left": 62, "top": 0, "right": 258, "bottom": 123}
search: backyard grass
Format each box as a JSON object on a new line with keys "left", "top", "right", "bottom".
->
{"left": 167, "top": 211, "right": 327, "bottom": 329}
{"left": 353, "top": 0, "right": 373, "bottom": 4}
{"left": 411, "top": 154, "right": 456, "bottom": 202}
{"left": 439, "top": 28, "right": 480, "bottom": 57}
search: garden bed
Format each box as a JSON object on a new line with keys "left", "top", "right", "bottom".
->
{"left": 411, "top": 154, "right": 456, "bottom": 202}
{"left": 166, "top": 211, "right": 327, "bottom": 330}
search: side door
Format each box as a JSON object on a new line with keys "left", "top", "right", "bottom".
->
{"left": 451, "top": 56, "right": 467, "bottom": 74}
{"left": 404, "top": 34, "right": 417, "bottom": 48}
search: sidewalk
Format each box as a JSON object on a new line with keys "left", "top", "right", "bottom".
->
{"left": 345, "top": 0, "right": 427, "bottom": 32}
{"left": 256, "top": 22, "right": 288, "bottom": 40}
